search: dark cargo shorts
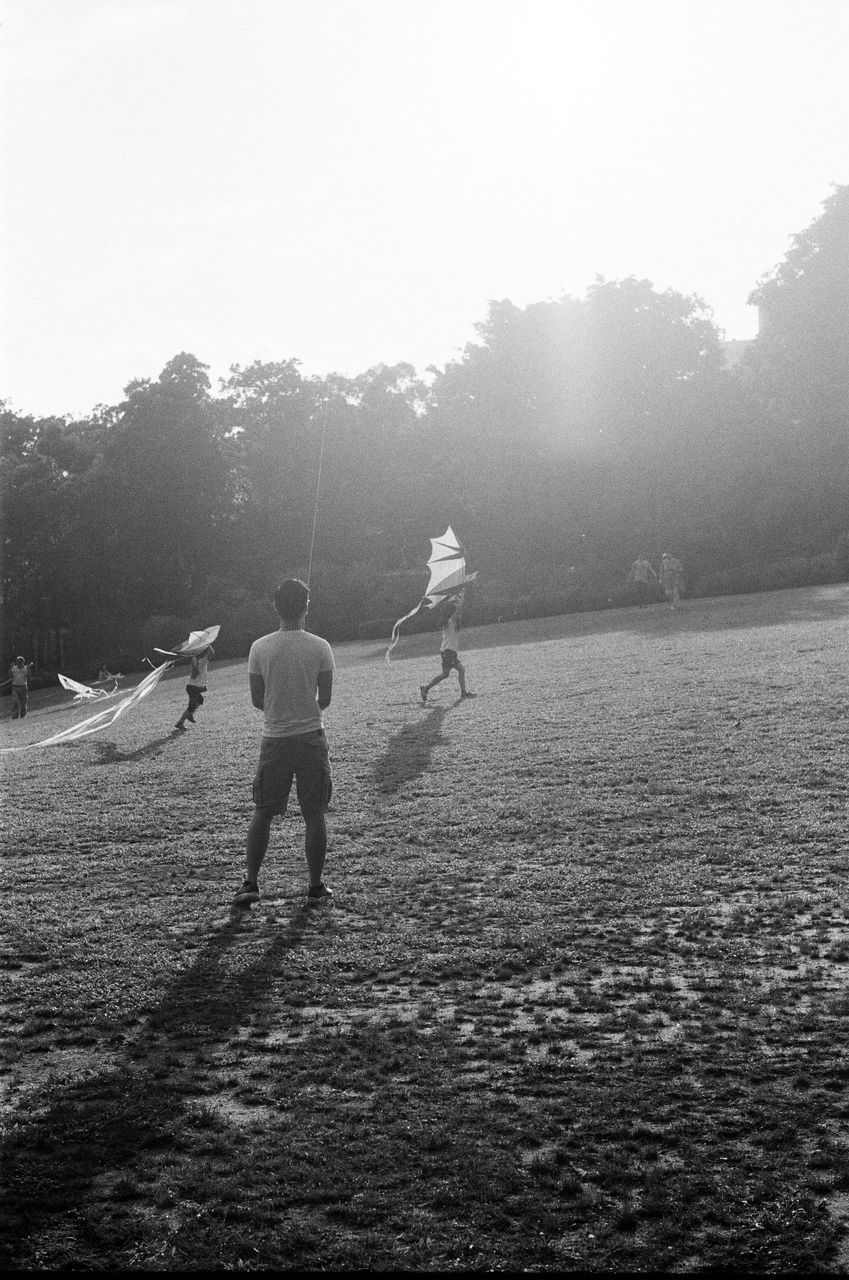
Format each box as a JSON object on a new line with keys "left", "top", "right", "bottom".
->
{"left": 186, "top": 683, "right": 206, "bottom": 711}
{"left": 440, "top": 648, "right": 462, "bottom": 674}
{"left": 252, "top": 729, "right": 332, "bottom": 817}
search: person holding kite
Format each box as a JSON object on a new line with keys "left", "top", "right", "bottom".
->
{"left": 8, "top": 656, "right": 31, "bottom": 719}
{"left": 175, "top": 645, "right": 214, "bottom": 731}
{"left": 234, "top": 578, "right": 336, "bottom": 908}
{"left": 154, "top": 625, "right": 220, "bottom": 731}
{"left": 420, "top": 591, "right": 475, "bottom": 702}
{"left": 386, "top": 525, "right": 477, "bottom": 670}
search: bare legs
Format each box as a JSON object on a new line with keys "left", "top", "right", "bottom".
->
{"left": 422, "top": 661, "right": 467, "bottom": 698}
{"left": 245, "top": 809, "right": 272, "bottom": 883}
{"left": 246, "top": 808, "right": 327, "bottom": 889}
{"left": 304, "top": 812, "right": 327, "bottom": 886}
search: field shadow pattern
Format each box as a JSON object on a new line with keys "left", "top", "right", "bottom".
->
{"left": 0, "top": 906, "right": 319, "bottom": 1266}
{"left": 2, "top": 586, "right": 849, "bottom": 1271}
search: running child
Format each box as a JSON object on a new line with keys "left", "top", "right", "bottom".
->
{"left": 175, "top": 645, "right": 213, "bottom": 730}
{"left": 420, "top": 594, "right": 475, "bottom": 702}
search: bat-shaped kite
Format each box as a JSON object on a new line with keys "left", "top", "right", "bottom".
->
{"left": 386, "top": 527, "right": 476, "bottom": 661}
{"left": 154, "top": 624, "right": 220, "bottom": 658}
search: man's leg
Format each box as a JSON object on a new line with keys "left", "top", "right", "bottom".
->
{"left": 245, "top": 808, "right": 274, "bottom": 883}
{"left": 304, "top": 810, "right": 328, "bottom": 888}
{"left": 457, "top": 660, "right": 467, "bottom": 695}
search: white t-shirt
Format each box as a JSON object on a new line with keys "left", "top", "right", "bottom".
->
{"left": 248, "top": 629, "right": 335, "bottom": 738}
{"left": 190, "top": 654, "right": 210, "bottom": 687}
{"left": 441, "top": 615, "right": 460, "bottom": 653}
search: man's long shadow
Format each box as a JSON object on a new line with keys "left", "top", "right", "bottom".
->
{"left": 373, "top": 706, "right": 449, "bottom": 794}
{"left": 0, "top": 903, "right": 314, "bottom": 1256}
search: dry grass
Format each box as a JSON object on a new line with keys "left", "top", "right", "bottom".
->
{"left": 1, "top": 584, "right": 848, "bottom": 1272}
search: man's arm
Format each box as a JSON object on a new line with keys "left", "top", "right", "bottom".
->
{"left": 317, "top": 670, "right": 333, "bottom": 710}
{"left": 249, "top": 673, "right": 265, "bottom": 711}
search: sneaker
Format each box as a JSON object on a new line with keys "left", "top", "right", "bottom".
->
{"left": 175, "top": 720, "right": 186, "bottom": 731}
{"left": 306, "top": 882, "right": 333, "bottom": 906}
{"left": 233, "top": 879, "right": 260, "bottom": 905}
{"left": 461, "top": 691, "right": 477, "bottom": 699}
{"left": 420, "top": 685, "right": 428, "bottom": 703}
{"left": 186, "top": 713, "right": 196, "bottom": 723}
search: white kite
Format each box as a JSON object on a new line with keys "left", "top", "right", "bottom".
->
{"left": 386, "top": 526, "right": 476, "bottom": 661}
{"left": 1, "top": 662, "right": 172, "bottom": 752}
{"left": 58, "top": 673, "right": 120, "bottom": 703}
{"left": 154, "top": 624, "right": 220, "bottom": 658}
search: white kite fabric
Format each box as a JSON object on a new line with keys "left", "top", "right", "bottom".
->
{"left": 0, "top": 663, "right": 172, "bottom": 752}
{"left": 386, "top": 526, "right": 476, "bottom": 661}
{"left": 58, "top": 673, "right": 120, "bottom": 703}
{"left": 154, "top": 624, "right": 220, "bottom": 658}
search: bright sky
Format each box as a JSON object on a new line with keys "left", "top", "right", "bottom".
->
{"left": 2, "top": 0, "right": 848, "bottom": 418}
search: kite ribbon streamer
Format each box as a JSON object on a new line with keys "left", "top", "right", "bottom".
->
{"left": 0, "top": 662, "right": 173, "bottom": 752}
{"left": 385, "top": 602, "right": 426, "bottom": 662}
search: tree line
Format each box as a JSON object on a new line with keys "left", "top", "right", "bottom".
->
{"left": 2, "top": 186, "right": 847, "bottom": 676}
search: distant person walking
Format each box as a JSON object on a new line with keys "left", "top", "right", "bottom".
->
{"left": 627, "top": 555, "right": 658, "bottom": 607}
{"left": 235, "top": 578, "right": 336, "bottom": 908}
{"left": 660, "top": 553, "right": 685, "bottom": 608}
{"left": 8, "top": 657, "right": 30, "bottom": 719}
{"left": 420, "top": 593, "right": 475, "bottom": 702}
{"left": 175, "top": 645, "right": 214, "bottom": 731}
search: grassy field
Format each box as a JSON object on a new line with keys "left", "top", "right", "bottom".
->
{"left": 2, "top": 584, "right": 848, "bottom": 1273}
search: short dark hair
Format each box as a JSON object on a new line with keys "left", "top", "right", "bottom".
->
{"left": 274, "top": 578, "right": 309, "bottom": 621}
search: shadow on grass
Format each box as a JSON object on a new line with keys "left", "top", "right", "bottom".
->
{"left": 0, "top": 905, "right": 313, "bottom": 1261}
{"left": 90, "top": 729, "right": 185, "bottom": 765}
{"left": 373, "top": 706, "right": 448, "bottom": 794}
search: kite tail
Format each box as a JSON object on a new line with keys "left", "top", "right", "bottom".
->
{"left": 385, "top": 604, "right": 425, "bottom": 663}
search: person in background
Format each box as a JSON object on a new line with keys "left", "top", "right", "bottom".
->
{"left": 8, "top": 657, "right": 31, "bottom": 719}
{"left": 627, "top": 555, "right": 659, "bottom": 607}
{"left": 420, "top": 592, "right": 475, "bottom": 702}
{"left": 175, "top": 645, "right": 214, "bottom": 730}
{"left": 660, "top": 553, "right": 685, "bottom": 608}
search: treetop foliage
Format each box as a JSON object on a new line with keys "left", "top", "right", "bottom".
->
{"left": 2, "top": 187, "right": 847, "bottom": 670}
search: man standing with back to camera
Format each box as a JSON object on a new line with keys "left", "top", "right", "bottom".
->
{"left": 234, "top": 578, "right": 336, "bottom": 907}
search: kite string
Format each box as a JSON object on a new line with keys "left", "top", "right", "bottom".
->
{"left": 306, "top": 396, "right": 330, "bottom": 588}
